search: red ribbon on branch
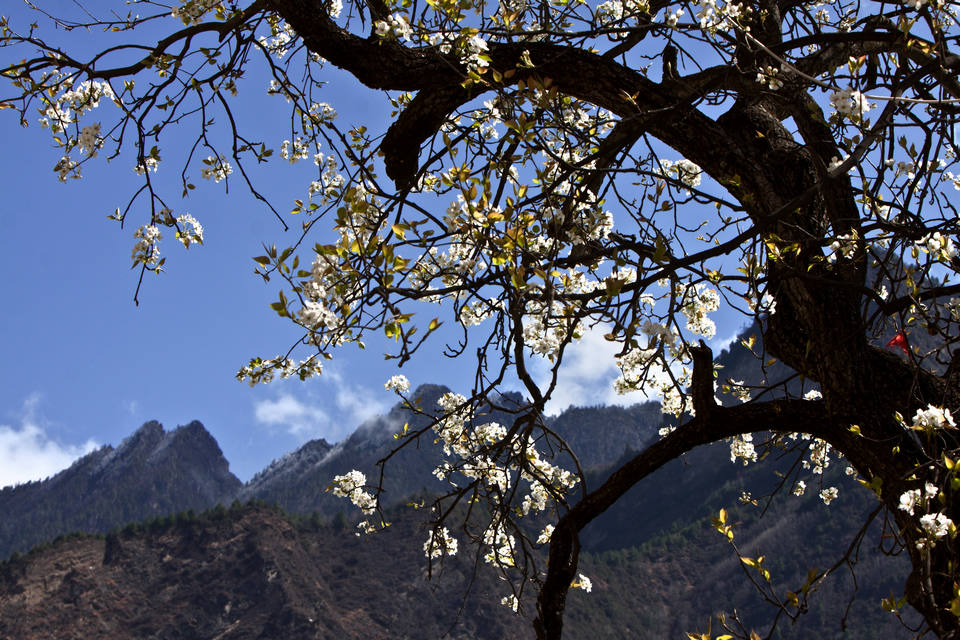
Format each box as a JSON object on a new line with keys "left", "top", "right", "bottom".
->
{"left": 886, "top": 331, "right": 909, "bottom": 355}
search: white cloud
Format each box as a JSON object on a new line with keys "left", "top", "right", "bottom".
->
{"left": 534, "top": 324, "right": 637, "bottom": 414}
{"left": 0, "top": 394, "right": 98, "bottom": 489}
{"left": 253, "top": 367, "right": 389, "bottom": 443}
{"left": 254, "top": 393, "right": 330, "bottom": 439}
{"left": 324, "top": 367, "right": 389, "bottom": 426}
{"left": 710, "top": 322, "right": 748, "bottom": 356}
{"left": 534, "top": 322, "right": 731, "bottom": 415}
{"left": 336, "top": 385, "right": 387, "bottom": 424}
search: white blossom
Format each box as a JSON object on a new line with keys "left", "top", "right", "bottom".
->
{"left": 536, "top": 524, "right": 555, "bottom": 545}
{"left": 385, "top": 374, "right": 411, "bottom": 394}
{"left": 171, "top": 0, "right": 220, "bottom": 25}
{"left": 331, "top": 470, "right": 377, "bottom": 515}
{"left": 803, "top": 438, "right": 832, "bottom": 474}
{"left": 730, "top": 433, "right": 757, "bottom": 465}
{"left": 374, "top": 13, "right": 413, "bottom": 41}
{"left": 571, "top": 573, "right": 593, "bottom": 592}
{"left": 310, "top": 102, "right": 338, "bottom": 124}
{"left": 131, "top": 225, "right": 162, "bottom": 269}
{"left": 424, "top": 527, "right": 459, "bottom": 558}
{"left": 756, "top": 65, "right": 783, "bottom": 90}
{"left": 200, "top": 155, "right": 233, "bottom": 182}
{"left": 53, "top": 155, "right": 79, "bottom": 181}
{"left": 829, "top": 87, "right": 874, "bottom": 119}
{"left": 280, "top": 137, "right": 310, "bottom": 163}
{"left": 910, "top": 405, "right": 957, "bottom": 432}
{"left": 899, "top": 488, "right": 921, "bottom": 516}
{"left": 827, "top": 232, "right": 858, "bottom": 263}
{"left": 916, "top": 232, "right": 957, "bottom": 261}
{"left": 78, "top": 123, "right": 101, "bottom": 156}
{"left": 134, "top": 156, "right": 160, "bottom": 175}
{"left": 918, "top": 512, "right": 953, "bottom": 549}
{"left": 175, "top": 213, "right": 204, "bottom": 248}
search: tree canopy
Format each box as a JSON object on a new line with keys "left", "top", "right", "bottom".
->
{"left": 3, "top": 0, "right": 960, "bottom": 636}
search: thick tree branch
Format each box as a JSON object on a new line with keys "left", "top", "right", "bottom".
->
{"left": 535, "top": 398, "right": 838, "bottom": 639}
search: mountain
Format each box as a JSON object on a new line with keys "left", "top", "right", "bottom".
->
{"left": 237, "top": 383, "right": 453, "bottom": 514}
{"left": 0, "top": 491, "right": 915, "bottom": 639}
{"left": 0, "top": 503, "right": 527, "bottom": 640}
{"left": 0, "top": 324, "right": 928, "bottom": 637}
{"left": 0, "top": 388, "right": 664, "bottom": 561}
{"left": 568, "top": 439, "right": 917, "bottom": 638}
{"left": 0, "top": 420, "right": 241, "bottom": 560}
{"left": 240, "top": 384, "right": 664, "bottom": 518}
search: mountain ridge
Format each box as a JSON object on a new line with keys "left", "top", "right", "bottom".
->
{"left": 0, "top": 419, "right": 242, "bottom": 561}
{"left": 0, "top": 326, "right": 927, "bottom": 637}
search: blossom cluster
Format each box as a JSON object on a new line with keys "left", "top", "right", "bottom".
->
{"left": 458, "top": 299, "right": 500, "bottom": 327}
{"left": 660, "top": 158, "right": 703, "bottom": 191}
{"left": 522, "top": 301, "right": 583, "bottom": 359}
{"left": 331, "top": 389, "right": 581, "bottom": 607}
{"left": 615, "top": 347, "right": 691, "bottom": 418}
{"left": 170, "top": 0, "right": 221, "bottom": 25}
{"left": 595, "top": 0, "right": 651, "bottom": 27}
{"left": 374, "top": 13, "right": 414, "bottom": 41}
{"left": 819, "top": 487, "right": 838, "bottom": 505}
{"left": 755, "top": 65, "right": 783, "bottom": 90}
{"left": 681, "top": 284, "right": 719, "bottom": 339}
{"left": 236, "top": 355, "right": 324, "bottom": 386}
{"left": 915, "top": 232, "right": 958, "bottom": 262}
{"left": 826, "top": 231, "right": 858, "bottom": 263}
{"left": 38, "top": 80, "right": 115, "bottom": 133}
{"left": 308, "top": 153, "right": 345, "bottom": 204}
{"left": 295, "top": 250, "right": 360, "bottom": 342}
{"left": 829, "top": 87, "right": 874, "bottom": 120}
{"left": 693, "top": 0, "right": 751, "bottom": 33}
{"left": 131, "top": 225, "right": 162, "bottom": 269}
{"left": 200, "top": 155, "right": 233, "bottom": 182}
{"left": 174, "top": 213, "right": 204, "bottom": 248}
{"left": 134, "top": 155, "right": 160, "bottom": 176}
{"left": 899, "top": 481, "right": 956, "bottom": 551}
{"left": 424, "top": 526, "right": 459, "bottom": 558}
{"left": 281, "top": 137, "right": 311, "bottom": 163}
{"left": 53, "top": 155, "right": 80, "bottom": 182}
{"left": 331, "top": 470, "right": 377, "bottom": 514}
{"left": 78, "top": 123, "right": 101, "bottom": 156}
{"left": 729, "top": 434, "right": 757, "bottom": 464}
{"left": 904, "top": 404, "right": 957, "bottom": 433}
{"left": 385, "top": 374, "right": 411, "bottom": 394}
{"left": 309, "top": 102, "right": 338, "bottom": 125}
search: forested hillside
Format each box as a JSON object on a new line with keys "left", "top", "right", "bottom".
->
{"left": 0, "top": 421, "right": 240, "bottom": 560}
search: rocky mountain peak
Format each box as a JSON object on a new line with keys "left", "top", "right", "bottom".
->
{"left": 114, "top": 420, "right": 165, "bottom": 455}
{"left": 0, "top": 420, "right": 241, "bottom": 560}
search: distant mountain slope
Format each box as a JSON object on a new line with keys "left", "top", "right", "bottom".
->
{"left": 0, "top": 503, "right": 528, "bottom": 640}
{"left": 0, "top": 389, "right": 665, "bottom": 562}
{"left": 0, "top": 496, "right": 915, "bottom": 639}
{"left": 0, "top": 421, "right": 241, "bottom": 560}
{"left": 239, "top": 384, "right": 663, "bottom": 516}
{"left": 238, "top": 383, "right": 453, "bottom": 514}
{"left": 569, "top": 436, "right": 917, "bottom": 638}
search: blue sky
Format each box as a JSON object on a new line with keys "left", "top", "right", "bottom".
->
{"left": 0, "top": 2, "right": 746, "bottom": 488}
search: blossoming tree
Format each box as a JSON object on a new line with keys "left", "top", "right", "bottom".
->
{"left": 3, "top": 0, "right": 960, "bottom": 636}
